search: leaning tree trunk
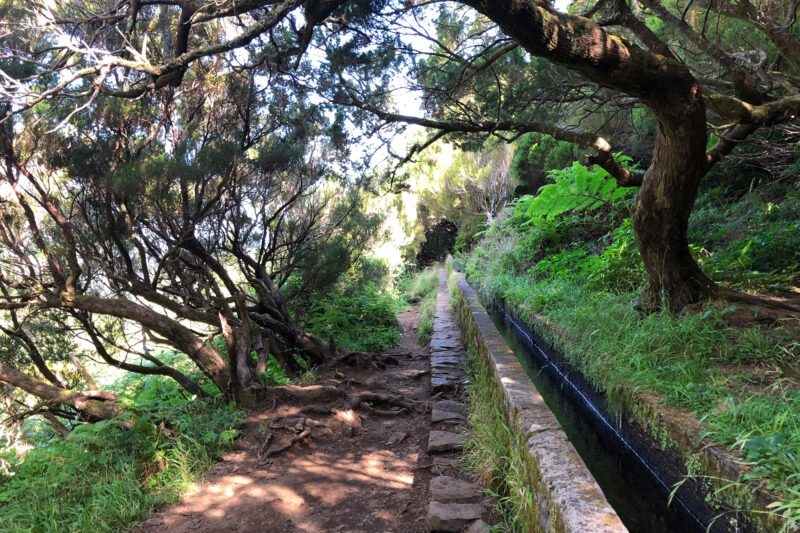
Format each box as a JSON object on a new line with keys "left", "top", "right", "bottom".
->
{"left": 67, "top": 294, "right": 232, "bottom": 395}
{"left": 632, "top": 82, "right": 719, "bottom": 311}
{"left": 0, "top": 363, "right": 121, "bottom": 421}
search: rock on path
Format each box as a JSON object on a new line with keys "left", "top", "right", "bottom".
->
{"left": 427, "top": 430, "right": 466, "bottom": 453}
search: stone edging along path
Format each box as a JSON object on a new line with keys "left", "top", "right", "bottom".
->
{"left": 447, "top": 267, "right": 628, "bottom": 533}
{"left": 424, "top": 265, "right": 491, "bottom": 533}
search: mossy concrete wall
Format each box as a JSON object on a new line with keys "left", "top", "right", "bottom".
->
{"left": 450, "top": 270, "right": 627, "bottom": 533}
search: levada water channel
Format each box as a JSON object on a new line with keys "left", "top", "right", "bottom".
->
{"left": 485, "top": 302, "right": 750, "bottom": 533}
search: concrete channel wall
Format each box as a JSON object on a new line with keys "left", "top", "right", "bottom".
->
{"left": 449, "top": 268, "right": 628, "bottom": 533}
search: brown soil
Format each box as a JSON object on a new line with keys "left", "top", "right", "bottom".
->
{"left": 138, "top": 308, "right": 434, "bottom": 532}
{"left": 714, "top": 289, "right": 800, "bottom": 329}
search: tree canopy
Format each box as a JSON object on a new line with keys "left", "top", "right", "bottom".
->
{"left": 1, "top": 0, "right": 799, "bottom": 420}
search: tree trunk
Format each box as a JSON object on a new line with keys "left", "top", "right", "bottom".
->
{"left": 295, "top": 329, "right": 333, "bottom": 365}
{"left": 632, "top": 87, "right": 718, "bottom": 311}
{"left": 461, "top": 0, "right": 719, "bottom": 311}
{"left": 0, "top": 324, "right": 66, "bottom": 388}
{"left": 0, "top": 363, "right": 121, "bottom": 421}
{"left": 77, "top": 313, "right": 210, "bottom": 398}
{"left": 67, "top": 294, "right": 231, "bottom": 394}
{"left": 220, "top": 310, "right": 261, "bottom": 405}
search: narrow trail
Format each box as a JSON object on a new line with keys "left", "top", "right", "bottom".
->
{"left": 139, "top": 307, "right": 435, "bottom": 533}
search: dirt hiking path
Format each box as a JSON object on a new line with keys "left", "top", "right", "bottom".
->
{"left": 138, "top": 307, "right": 434, "bottom": 533}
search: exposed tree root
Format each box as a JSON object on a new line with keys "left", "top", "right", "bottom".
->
{"left": 263, "top": 427, "right": 311, "bottom": 458}
{"left": 358, "top": 404, "right": 408, "bottom": 416}
{"left": 266, "top": 416, "right": 306, "bottom": 431}
{"left": 348, "top": 392, "right": 419, "bottom": 415}
{"left": 330, "top": 351, "right": 400, "bottom": 370}
{"left": 299, "top": 404, "right": 334, "bottom": 415}
{"left": 258, "top": 384, "right": 345, "bottom": 406}
{"left": 719, "top": 289, "right": 800, "bottom": 315}
{"left": 257, "top": 433, "right": 273, "bottom": 458}
{"left": 290, "top": 391, "right": 417, "bottom": 420}
{"left": 252, "top": 367, "right": 421, "bottom": 456}
{"left": 341, "top": 378, "right": 364, "bottom": 390}
{"left": 423, "top": 392, "right": 443, "bottom": 410}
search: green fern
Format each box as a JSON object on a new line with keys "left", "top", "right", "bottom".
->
{"left": 515, "top": 159, "right": 636, "bottom": 225}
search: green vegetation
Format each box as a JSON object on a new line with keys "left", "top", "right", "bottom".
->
{"left": 404, "top": 266, "right": 440, "bottom": 345}
{"left": 690, "top": 181, "right": 800, "bottom": 292}
{"left": 303, "top": 282, "right": 403, "bottom": 353}
{"left": 297, "top": 257, "right": 405, "bottom": 353}
{"left": 462, "top": 344, "right": 537, "bottom": 532}
{"left": 0, "top": 372, "right": 244, "bottom": 532}
{"left": 2, "top": 1, "right": 800, "bottom": 531}
{"left": 450, "top": 262, "right": 538, "bottom": 531}
{"left": 413, "top": 142, "right": 517, "bottom": 251}
{"left": 0, "top": 257, "right": 410, "bottom": 531}
{"left": 459, "top": 162, "right": 800, "bottom": 527}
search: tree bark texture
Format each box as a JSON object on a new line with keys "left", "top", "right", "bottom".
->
{"left": 632, "top": 101, "right": 718, "bottom": 310}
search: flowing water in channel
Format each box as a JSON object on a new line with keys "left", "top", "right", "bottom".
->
{"left": 486, "top": 304, "right": 717, "bottom": 533}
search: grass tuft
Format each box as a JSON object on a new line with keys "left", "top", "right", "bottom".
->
{"left": 463, "top": 346, "right": 537, "bottom": 532}
{"left": 0, "top": 374, "right": 244, "bottom": 533}
{"left": 405, "top": 266, "right": 439, "bottom": 345}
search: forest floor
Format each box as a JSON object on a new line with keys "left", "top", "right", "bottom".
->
{"left": 137, "top": 307, "right": 437, "bottom": 533}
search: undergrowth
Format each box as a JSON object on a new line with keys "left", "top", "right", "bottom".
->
{"left": 305, "top": 282, "right": 403, "bottom": 352}
{"left": 298, "top": 257, "right": 405, "bottom": 353}
{"left": 690, "top": 179, "right": 800, "bottom": 292}
{"left": 0, "top": 373, "right": 244, "bottom": 533}
{"left": 405, "top": 266, "right": 439, "bottom": 345}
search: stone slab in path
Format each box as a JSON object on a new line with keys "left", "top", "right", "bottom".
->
{"left": 430, "top": 362, "right": 462, "bottom": 371}
{"left": 428, "top": 430, "right": 465, "bottom": 453}
{"left": 430, "top": 338, "right": 463, "bottom": 351}
{"left": 430, "top": 356, "right": 464, "bottom": 366}
{"left": 431, "top": 375, "right": 464, "bottom": 395}
{"left": 431, "top": 408, "right": 465, "bottom": 423}
{"left": 463, "top": 520, "right": 490, "bottom": 533}
{"left": 429, "top": 476, "right": 481, "bottom": 502}
{"left": 428, "top": 266, "right": 467, "bottom": 396}
{"left": 430, "top": 349, "right": 462, "bottom": 359}
{"left": 433, "top": 400, "right": 468, "bottom": 415}
{"left": 425, "top": 502, "right": 483, "bottom": 532}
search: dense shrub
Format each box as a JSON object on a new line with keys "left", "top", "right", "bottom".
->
{"left": 299, "top": 256, "right": 404, "bottom": 353}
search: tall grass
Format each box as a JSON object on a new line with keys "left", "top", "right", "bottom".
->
{"left": 463, "top": 347, "right": 536, "bottom": 532}
{"left": 405, "top": 266, "right": 439, "bottom": 345}
{"left": 407, "top": 265, "right": 439, "bottom": 301}
{"left": 459, "top": 231, "right": 800, "bottom": 527}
